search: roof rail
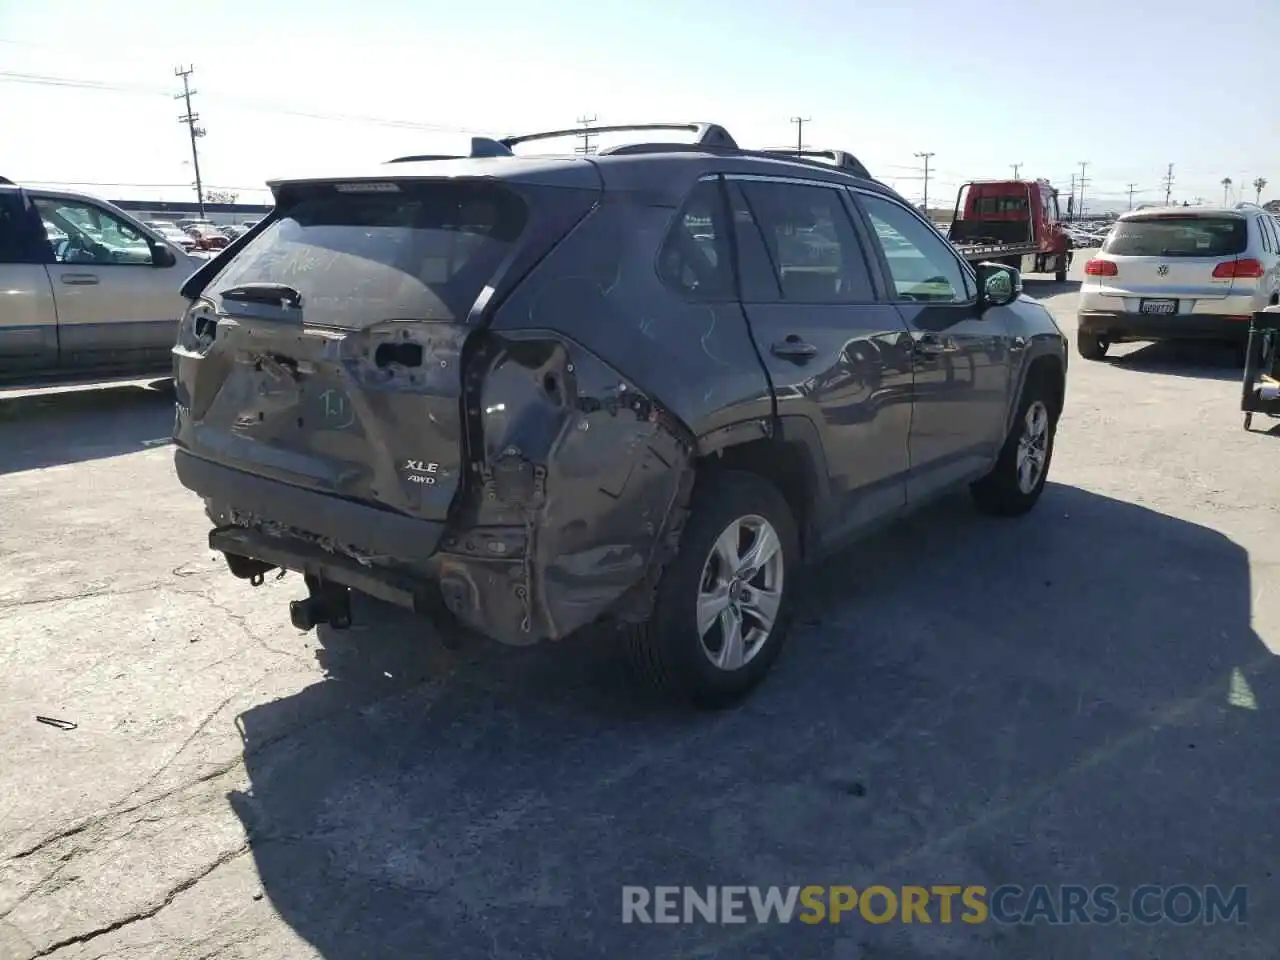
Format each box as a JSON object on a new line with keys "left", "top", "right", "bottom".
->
{"left": 759, "top": 148, "right": 871, "bottom": 179}
{"left": 386, "top": 136, "right": 514, "bottom": 164}
{"left": 501, "top": 122, "right": 738, "bottom": 151}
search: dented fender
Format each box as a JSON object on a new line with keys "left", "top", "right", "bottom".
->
{"left": 430, "top": 330, "right": 695, "bottom": 645}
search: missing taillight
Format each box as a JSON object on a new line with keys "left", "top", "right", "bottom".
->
{"left": 194, "top": 314, "right": 218, "bottom": 343}
{"left": 374, "top": 342, "right": 424, "bottom": 369}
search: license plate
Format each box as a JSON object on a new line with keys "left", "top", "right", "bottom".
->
{"left": 1140, "top": 298, "right": 1178, "bottom": 315}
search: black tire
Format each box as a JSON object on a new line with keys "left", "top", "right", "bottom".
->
{"left": 971, "top": 373, "right": 1059, "bottom": 517}
{"left": 1077, "top": 331, "right": 1109, "bottom": 360}
{"left": 624, "top": 469, "right": 799, "bottom": 708}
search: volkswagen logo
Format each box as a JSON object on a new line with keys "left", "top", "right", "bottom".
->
{"left": 1157, "top": 264, "right": 1170, "bottom": 276}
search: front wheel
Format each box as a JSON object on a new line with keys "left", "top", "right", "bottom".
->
{"left": 971, "top": 376, "right": 1058, "bottom": 517}
{"left": 624, "top": 470, "right": 799, "bottom": 707}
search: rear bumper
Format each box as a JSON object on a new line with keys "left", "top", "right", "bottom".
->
{"left": 174, "top": 448, "right": 445, "bottom": 562}
{"left": 1078, "top": 310, "right": 1251, "bottom": 343}
{"left": 174, "top": 447, "right": 547, "bottom": 645}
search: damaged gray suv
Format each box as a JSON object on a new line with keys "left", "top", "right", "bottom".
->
{"left": 172, "top": 122, "right": 1068, "bottom": 706}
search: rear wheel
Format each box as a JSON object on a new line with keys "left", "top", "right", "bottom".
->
{"left": 971, "top": 375, "right": 1058, "bottom": 517}
{"left": 1077, "top": 331, "right": 1109, "bottom": 360}
{"left": 624, "top": 470, "right": 798, "bottom": 707}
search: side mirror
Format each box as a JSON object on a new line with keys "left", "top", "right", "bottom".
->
{"left": 152, "top": 244, "right": 178, "bottom": 268}
{"left": 977, "top": 261, "right": 1021, "bottom": 309}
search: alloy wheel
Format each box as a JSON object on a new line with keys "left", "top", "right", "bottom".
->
{"left": 695, "top": 515, "right": 785, "bottom": 671}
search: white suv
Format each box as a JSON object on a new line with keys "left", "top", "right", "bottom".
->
{"left": 1076, "top": 203, "right": 1280, "bottom": 360}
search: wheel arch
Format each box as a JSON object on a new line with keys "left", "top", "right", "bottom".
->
{"left": 1023, "top": 351, "right": 1067, "bottom": 420}
{"left": 694, "top": 415, "right": 832, "bottom": 560}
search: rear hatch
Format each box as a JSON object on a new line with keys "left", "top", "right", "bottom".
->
{"left": 1095, "top": 213, "right": 1248, "bottom": 300}
{"left": 174, "top": 175, "right": 595, "bottom": 524}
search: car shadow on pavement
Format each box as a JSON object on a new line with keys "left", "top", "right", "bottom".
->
{"left": 1020, "top": 278, "right": 1081, "bottom": 300}
{"left": 1105, "top": 341, "right": 1244, "bottom": 382}
{"left": 0, "top": 381, "right": 175, "bottom": 475}
{"left": 229, "top": 482, "right": 1279, "bottom": 959}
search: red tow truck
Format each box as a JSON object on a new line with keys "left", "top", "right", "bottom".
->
{"left": 946, "top": 179, "right": 1073, "bottom": 282}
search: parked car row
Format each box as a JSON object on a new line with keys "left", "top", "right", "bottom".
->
{"left": 138, "top": 218, "right": 261, "bottom": 253}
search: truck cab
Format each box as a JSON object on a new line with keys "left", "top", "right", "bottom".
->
{"left": 948, "top": 179, "right": 1073, "bottom": 282}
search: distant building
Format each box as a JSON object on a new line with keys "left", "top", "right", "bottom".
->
{"left": 110, "top": 198, "right": 272, "bottom": 226}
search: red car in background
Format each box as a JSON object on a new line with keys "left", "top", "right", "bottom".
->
{"left": 185, "top": 224, "right": 230, "bottom": 251}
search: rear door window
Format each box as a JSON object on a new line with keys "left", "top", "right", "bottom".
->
{"left": 734, "top": 180, "right": 875, "bottom": 303}
{"left": 1103, "top": 216, "right": 1248, "bottom": 257}
{"left": 1259, "top": 215, "right": 1277, "bottom": 254}
{"left": 207, "top": 180, "right": 528, "bottom": 326}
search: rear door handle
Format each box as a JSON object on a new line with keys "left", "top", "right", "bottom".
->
{"left": 59, "top": 273, "right": 99, "bottom": 285}
{"left": 771, "top": 337, "right": 818, "bottom": 360}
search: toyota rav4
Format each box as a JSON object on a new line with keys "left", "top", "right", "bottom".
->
{"left": 171, "top": 122, "right": 1068, "bottom": 706}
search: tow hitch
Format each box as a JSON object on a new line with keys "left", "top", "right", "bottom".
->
{"left": 289, "top": 574, "right": 352, "bottom": 632}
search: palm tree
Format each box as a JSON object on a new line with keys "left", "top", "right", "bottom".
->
{"left": 1254, "top": 177, "right": 1268, "bottom": 203}
{"left": 1222, "top": 177, "right": 1233, "bottom": 205}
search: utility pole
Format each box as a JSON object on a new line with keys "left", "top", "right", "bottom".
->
{"left": 1067, "top": 173, "right": 1076, "bottom": 221}
{"left": 1076, "top": 161, "right": 1090, "bottom": 219}
{"left": 174, "top": 65, "right": 206, "bottom": 218}
{"left": 1162, "top": 163, "right": 1175, "bottom": 205}
{"left": 1126, "top": 183, "right": 1137, "bottom": 211}
{"left": 915, "top": 151, "right": 935, "bottom": 212}
{"left": 1011, "top": 162, "right": 1022, "bottom": 178}
{"left": 574, "top": 115, "right": 598, "bottom": 155}
{"left": 790, "top": 116, "right": 811, "bottom": 156}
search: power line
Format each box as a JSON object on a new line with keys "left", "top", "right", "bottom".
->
{"left": 174, "top": 65, "right": 206, "bottom": 219}
{"left": 1126, "top": 183, "right": 1137, "bottom": 210}
{"left": 0, "top": 69, "right": 484, "bottom": 135}
{"left": 574, "top": 115, "right": 598, "bottom": 155}
{"left": 1076, "top": 161, "right": 1090, "bottom": 218}
{"left": 790, "top": 116, "right": 811, "bottom": 155}
{"left": 914, "top": 151, "right": 935, "bottom": 210}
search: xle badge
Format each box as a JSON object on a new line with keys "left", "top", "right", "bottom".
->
{"left": 404, "top": 460, "right": 440, "bottom": 485}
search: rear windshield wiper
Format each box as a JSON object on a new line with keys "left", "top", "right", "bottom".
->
{"left": 220, "top": 283, "right": 303, "bottom": 309}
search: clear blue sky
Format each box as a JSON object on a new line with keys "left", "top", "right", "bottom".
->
{"left": 2, "top": 0, "right": 1275, "bottom": 212}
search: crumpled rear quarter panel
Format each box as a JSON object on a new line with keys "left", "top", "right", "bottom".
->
{"left": 440, "top": 192, "right": 773, "bottom": 645}
{"left": 435, "top": 331, "right": 694, "bottom": 644}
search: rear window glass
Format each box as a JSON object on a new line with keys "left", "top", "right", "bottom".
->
{"left": 975, "top": 195, "right": 1029, "bottom": 214}
{"left": 207, "top": 181, "right": 527, "bottom": 325}
{"left": 1103, "top": 216, "right": 1248, "bottom": 257}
